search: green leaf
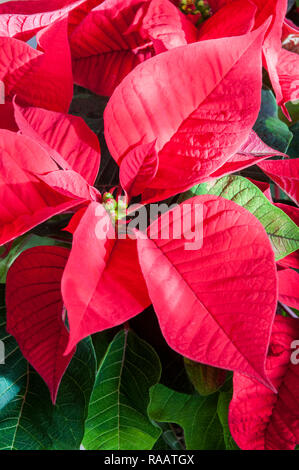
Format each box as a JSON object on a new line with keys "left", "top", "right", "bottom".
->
{"left": 287, "top": 122, "right": 299, "bottom": 158}
{"left": 278, "top": 101, "right": 299, "bottom": 126}
{"left": 184, "top": 359, "right": 227, "bottom": 396}
{"left": 153, "top": 424, "right": 183, "bottom": 450}
{"left": 0, "top": 285, "right": 96, "bottom": 450}
{"left": 92, "top": 328, "right": 119, "bottom": 371}
{"left": 180, "top": 175, "right": 299, "bottom": 261}
{"left": 83, "top": 329, "right": 162, "bottom": 450}
{"left": 254, "top": 90, "right": 293, "bottom": 152}
{"left": 148, "top": 384, "right": 225, "bottom": 450}
{"left": 217, "top": 391, "right": 239, "bottom": 450}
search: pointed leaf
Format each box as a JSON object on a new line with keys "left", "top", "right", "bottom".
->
{"left": 276, "top": 48, "right": 299, "bottom": 106}
{"left": 278, "top": 268, "right": 299, "bottom": 310}
{"left": 83, "top": 329, "right": 161, "bottom": 450}
{"left": 14, "top": 102, "right": 101, "bottom": 185}
{"left": 148, "top": 384, "right": 225, "bottom": 450}
{"left": 62, "top": 202, "right": 150, "bottom": 353}
{"left": 207, "top": 130, "right": 286, "bottom": 179}
{"left": 105, "top": 26, "right": 267, "bottom": 198}
{"left": 119, "top": 140, "right": 159, "bottom": 196}
{"left": 0, "top": 234, "right": 64, "bottom": 284}
{"left": 0, "top": 284, "right": 96, "bottom": 450}
{"left": 0, "top": 0, "right": 86, "bottom": 40}
{"left": 0, "top": 19, "right": 73, "bottom": 112}
{"left": 141, "top": 0, "right": 197, "bottom": 52}
{"left": 0, "top": 130, "right": 79, "bottom": 246}
{"left": 198, "top": 0, "right": 257, "bottom": 41}
{"left": 275, "top": 203, "right": 299, "bottom": 269}
{"left": 258, "top": 158, "right": 299, "bottom": 205}
{"left": 229, "top": 316, "right": 299, "bottom": 450}
{"left": 6, "top": 246, "right": 74, "bottom": 403}
{"left": 180, "top": 176, "right": 299, "bottom": 260}
{"left": 137, "top": 195, "right": 277, "bottom": 387}
{"left": 253, "top": 90, "right": 293, "bottom": 152}
{"left": 70, "top": 0, "right": 154, "bottom": 96}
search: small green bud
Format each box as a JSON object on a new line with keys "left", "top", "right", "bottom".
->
{"left": 103, "top": 192, "right": 114, "bottom": 203}
{"left": 104, "top": 198, "right": 117, "bottom": 211}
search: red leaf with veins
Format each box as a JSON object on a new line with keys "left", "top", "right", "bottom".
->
{"left": 208, "top": 130, "right": 286, "bottom": 179}
{"left": 198, "top": 0, "right": 257, "bottom": 41}
{"left": 119, "top": 140, "right": 159, "bottom": 196}
{"left": 62, "top": 202, "right": 150, "bottom": 353}
{"left": 229, "top": 316, "right": 299, "bottom": 450}
{"left": 69, "top": 0, "right": 154, "bottom": 96}
{"left": 258, "top": 159, "right": 299, "bottom": 206}
{"left": 0, "top": 19, "right": 72, "bottom": 112}
{"left": 105, "top": 26, "right": 267, "bottom": 201}
{"left": 276, "top": 203, "right": 299, "bottom": 270}
{"left": 0, "top": 0, "right": 87, "bottom": 40}
{"left": 13, "top": 101, "right": 101, "bottom": 185}
{"left": 6, "top": 246, "right": 74, "bottom": 404}
{"left": 141, "top": 0, "right": 197, "bottom": 53}
{"left": 0, "top": 130, "right": 80, "bottom": 246}
{"left": 137, "top": 195, "right": 278, "bottom": 388}
{"left": 276, "top": 49, "right": 299, "bottom": 105}
{"left": 278, "top": 269, "right": 299, "bottom": 310}
{"left": 37, "top": 170, "right": 100, "bottom": 201}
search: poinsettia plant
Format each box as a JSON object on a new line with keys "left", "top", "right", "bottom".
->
{"left": 0, "top": 0, "right": 298, "bottom": 452}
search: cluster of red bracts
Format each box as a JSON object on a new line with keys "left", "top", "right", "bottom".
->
{"left": 0, "top": 0, "right": 298, "bottom": 450}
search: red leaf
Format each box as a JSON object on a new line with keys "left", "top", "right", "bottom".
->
{"left": 248, "top": 178, "right": 272, "bottom": 201}
{"left": 62, "top": 202, "right": 150, "bottom": 353}
{"left": 208, "top": 130, "right": 286, "bottom": 179}
{"left": 105, "top": 26, "right": 267, "bottom": 200}
{"left": 198, "top": 0, "right": 257, "bottom": 41}
{"left": 69, "top": 0, "right": 154, "bottom": 96}
{"left": 0, "top": 103, "right": 18, "bottom": 132}
{"left": 276, "top": 48, "right": 299, "bottom": 105}
{"left": 14, "top": 101, "right": 101, "bottom": 185}
{"left": 276, "top": 203, "right": 299, "bottom": 269}
{"left": 278, "top": 269, "right": 299, "bottom": 310}
{"left": 137, "top": 195, "right": 278, "bottom": 388}
{"left": 0, "top": 0, "right": 87, "bottom": 40}
{"left": 229, "top": 316, "right": 299, "bottom": 450}
{"left": 141, "top": 0, "right": 197, "bottom": 53}
{"left": 253, "top": 0, "right": 288, "bottom": 110}
{"left": 6, "top": 246, "right": 75, "bottom": 403}
{"left": 258, "top": 159, "right": 299, "bottom": 205}
{"left": 119, "top": 140, "right": 159, "bottom": 196}
{"left": 0, "top": 19, "right": 73, "bottom": 112}
{"left": 0, "top": 130, "right": 79, "bottom": 246}
{"left": 37, "top": 170, "right": 100, "bottom": 201}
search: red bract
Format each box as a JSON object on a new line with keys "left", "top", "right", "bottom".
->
{"left": 229, "top": 316, "right": 299, "bottom": 450}
{"left": 14, "top": 101, "right": 101, "bottom": 185}
{"left": 205, "top": 0, "right": 299, "bottom": 112}
{"left": 0, "top": 19, "right": 73, "bottom": 112}
{"left": 149, "top": 0, "right": 298, "bottom": 113}
{"left": 105, "top": 26, "right": 271, "bottom": 202}
{"left": 0, "top": 0, "right": 88, "bottom": 40}
{"left": 6, "top": 246, "right": 74, "bottom": 404}
{"left": 258, "top": 159, "right": 299, "bottom": 206}
{"left": 0, "top": 130, "right": 83, "bottom": 246}
{"left": 275, "top": 203, "right": 299, "bottom": 270}
{"left": 0, "top": 101, "right": 103, "bottom": 246}
{"left": 59, "top": 194, "right": 278, "bottom": 390}
{"left": 278, "top": 269, "right": 299, "bottom": 310}
{"left": 136, "top": 195, "right": 277, "bottom": 388}
{"left": 62, "top": 202, "right": 151, "bottom": 352}
{"left": 68, "top": 0, "right": 155, "bottom": 96}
